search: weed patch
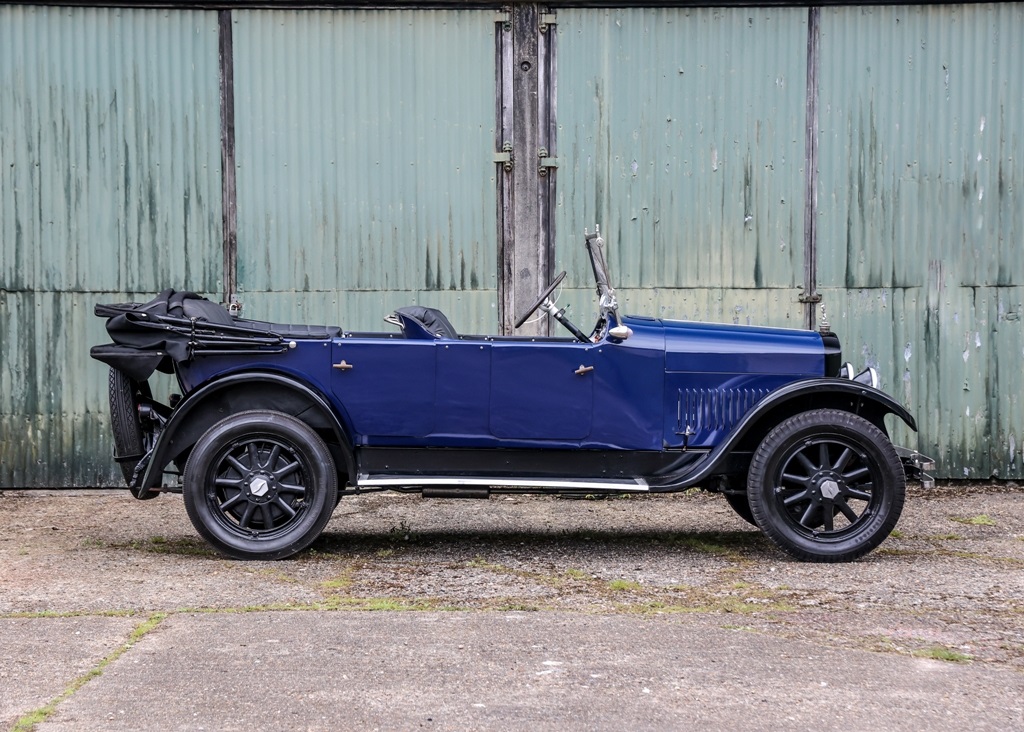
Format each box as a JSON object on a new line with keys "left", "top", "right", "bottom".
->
{"left": 950, "top": 515, "right": 997, "bottom": 527}
{"left": 912, "top": 646, "right": 972, "bottom": 663}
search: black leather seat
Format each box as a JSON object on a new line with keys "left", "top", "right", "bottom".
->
{"left": 394, "top": 306, "right": 458, "bottom": 339}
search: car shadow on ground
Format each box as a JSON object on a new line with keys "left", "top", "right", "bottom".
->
{"left": 112, "top": 526, "right": 773, "bottom": 562}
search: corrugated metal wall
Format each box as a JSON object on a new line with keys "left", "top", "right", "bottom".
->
{"left": 0, "top": 6, "right": 223, "bottom": 486}
{"left": 554, "top": 7, "right": 809, "bottom": 328}
{"left": 2, "top": 3, "right": 1022, "bottom": 485}
{"left": 231, "top": 9, "right": 499, "bottom": 333}
{"left": 815, "top": 3, "right": 1024, "bottom": 476}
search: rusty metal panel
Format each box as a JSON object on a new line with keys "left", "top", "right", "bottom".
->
{"left": 553, "top": 7, "right": 809, "bottom": 328}
{"left": 0, "top": 5, "right": 223, "bottom": 294}
{"left": 816, "top": 3, "right": 1024, "bottom": 290}
{"left": 0, "top": 6, "right": 222, "bottom": 486}
{"left": 231, "top": 9, "right": 499, "bottom": 334}
{"left": 820, "top": 284, "right": 1024, "bottom": 480}
{"left": 816, "top": 4, "right": 1024, "bottom": 478}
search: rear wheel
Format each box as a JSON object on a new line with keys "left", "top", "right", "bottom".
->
{"left": 747, "top": 409, "right": 905, "bottom": 563}
{"left": 183, "top": 410, "right": 337, "bottom": 560}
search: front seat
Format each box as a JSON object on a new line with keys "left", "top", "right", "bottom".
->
{"left": 394, "top": 306, "right": 458, "bottom": 339}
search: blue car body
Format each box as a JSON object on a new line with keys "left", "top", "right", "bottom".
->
{"left": 92, "top": 229, "right": 931, "bottom": 562}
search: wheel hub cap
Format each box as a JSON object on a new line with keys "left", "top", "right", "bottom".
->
{"left": 249, "top": 475, "right": 270, "bottom": 498}
{"left": 820, "top": 479, "right": 840, "bottom": 500}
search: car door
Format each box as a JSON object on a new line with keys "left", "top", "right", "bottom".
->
{"left": 330, "top": 339, "right": 436, "bottom": 438}
{"left": 488, "top": 340, "right": 597, "bottom": 441}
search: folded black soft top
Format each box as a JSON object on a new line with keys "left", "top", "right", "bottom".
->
{"left": 91, "top": 289, "right": 340, "bottom": 381}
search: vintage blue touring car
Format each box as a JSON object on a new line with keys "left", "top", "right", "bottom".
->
{"left": 92, "top": 229, "right": 932, "bottom": 562}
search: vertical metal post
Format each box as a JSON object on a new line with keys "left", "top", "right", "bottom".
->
{"left": 538, "top": 7, "right": 557, "bottom": 297}
{"left": 500, "top": 3, "right": 547, "bottom": 336}
{"left": 496, "top": 9, "right": 515, "bottom": 334}
{"left": 802, "top": 6, "right": 821, "bottom": 330}
{"left": 218, "top": 9, "right": 238, "bottom": 307}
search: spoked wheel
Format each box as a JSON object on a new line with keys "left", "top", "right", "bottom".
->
{"left": 183, "top": 411, "right": 337, "bottom": 560}
{"left": 747, "top": 409, "right": 905, "bottom": 562}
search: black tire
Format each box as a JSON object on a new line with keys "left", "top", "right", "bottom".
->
{"left": 723, "top": 492, "right": 757, "bottom": 526}
{"left": 108, "top": 368, "right": 147, "bottom": 487}
{"left": 747, "top": 409, "right": 905, "bottom": 563}
{"left": 183, "top": 411, "right": 337, "bottom": 560}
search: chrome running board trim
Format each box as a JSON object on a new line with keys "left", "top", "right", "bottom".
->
{"left": 356, "top": 475, "right": 650, "bottom": 492}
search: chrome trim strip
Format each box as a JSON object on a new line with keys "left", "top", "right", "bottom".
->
{"left": 356, "top": 475, "right": 650, "bottom": 491}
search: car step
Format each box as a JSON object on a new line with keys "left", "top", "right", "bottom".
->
{"left": 356, "top": 475, "right": 650, "bottom": 493}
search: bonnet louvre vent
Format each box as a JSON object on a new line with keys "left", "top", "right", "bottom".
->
{"left": 678, "top": 388, "right": 770, "bottom": 438}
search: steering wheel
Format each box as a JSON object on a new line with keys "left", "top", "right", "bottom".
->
{"left": 514, "top": 271, "right": 567, "bottom": 329}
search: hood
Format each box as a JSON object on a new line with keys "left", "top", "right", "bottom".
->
{"left": 647, "top": 316, "right": 834, "bottom": 376}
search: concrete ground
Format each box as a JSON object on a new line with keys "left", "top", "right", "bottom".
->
{"left": 2, "top": 484, "right": 1022, "bottom": 731}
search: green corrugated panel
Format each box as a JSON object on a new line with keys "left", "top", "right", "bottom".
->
{"left": 231, "top": 9, "right": 498, "bottom": 333}
{"left": 817, "top": 3, "right": 1024, "bottom": 289}
{"left": 0, "top": 6, "right": 222, "bottom": 486}
{"left": 817, "top": 4, "right": 1024, "bottom": 478}
{"left": 554, "top": 7, "right": 809, "bottom": 327}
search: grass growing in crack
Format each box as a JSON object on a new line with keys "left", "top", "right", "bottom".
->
{"left": 563, "top": 568, "right": 590, "bottom": 580}
{"left": 492, "top": 601, "right": 542, "bottom": 612}
{"left": 950, "top": 514, "right": 997, "bottom": 526}
{"left": 620, "top": 595, "right": 795, "bottom": 615}
{"left": 11, "top": 613, "right": 167, "bottom": 732}
{"left": 607, "top": 579, "right": 643, "bottom": 592}
{"left": 327, "top": 596, "right": 458, "bottom": 612}
{"left": 912, "top": 646, "right": 972, "bottom": 663}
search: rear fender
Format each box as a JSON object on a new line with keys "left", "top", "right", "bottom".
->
{"left": 136, "top": 372, "right": 355, "bottom": 497}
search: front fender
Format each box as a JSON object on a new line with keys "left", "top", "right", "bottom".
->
{"left": 649, "top": 378, "right": 917, "bottom": 490}
{"left": 737, "top": 377, "right": 917, "bottom": 435}
{"left": 135, "top": 371, "right": 355, "bottom": 497}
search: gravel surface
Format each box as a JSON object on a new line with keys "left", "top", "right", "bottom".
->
{"left": 2, "top": 483, "right": 1023, "bottom": 672}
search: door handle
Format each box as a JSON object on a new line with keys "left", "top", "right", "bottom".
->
{"left": 333, "top": 360, "right": 354, "bottom": 371}
{"left": 574, "top": 364, "right": 594, "bottom": 376}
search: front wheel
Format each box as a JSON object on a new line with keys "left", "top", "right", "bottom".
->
{"left": 183, "top": 411, "right": 337, "bottom": 560}
{"left": 747, "top": 409, "right": 905, "bottom": 563}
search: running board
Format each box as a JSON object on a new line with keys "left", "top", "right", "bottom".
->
{"left": 356, "top": 475, "right": 650, "bottom": 492}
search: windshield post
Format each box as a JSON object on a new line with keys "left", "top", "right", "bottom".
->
{"left": 585, "top": 227, "right": 623, "bottom": 336}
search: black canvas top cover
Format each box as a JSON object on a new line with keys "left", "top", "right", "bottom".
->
{"left": 91, "top": 289, "right": 235, "bottom": 380}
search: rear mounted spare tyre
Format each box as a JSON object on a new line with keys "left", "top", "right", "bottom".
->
{"left": 183, "top": 410, "right": 337, "bottom": 560}
{"left": 108, "top": 367, "right": 153, "bottom": 493}
{"left": 746, "top": 408, "right": 905, "bottom": 563}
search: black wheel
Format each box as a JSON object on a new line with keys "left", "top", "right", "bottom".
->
{"left": 183, "top": 411, "right": 337, "bottom": 560}
{"left": 747, "top": 409, "right": 905, "bottom": 563}
{"left": 108, "top": 368, "right": 151, "bottom": 490}
{"left": 723, "top": 492, "right": 757, "bottom": 526}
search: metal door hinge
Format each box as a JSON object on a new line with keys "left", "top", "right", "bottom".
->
{"left": 495, "top": 10, "right": 511, "bottom": 31}
{"left": 538, "top": 147, "right": 558, "bottom": 176}
{"left": 798, "top": 292, "right": 822, "bottom": 304}
{"left": 494, "top": 141, "right": 513, "bottom": 172}
{"left": 539, "top": 13, "right": 557, "bottom": 32}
